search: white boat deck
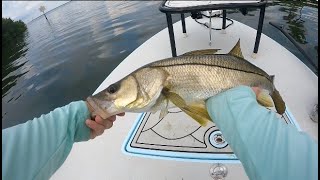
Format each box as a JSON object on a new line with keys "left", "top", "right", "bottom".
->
{"left": 51, "top": 16, "right": 318, "bottom": 180}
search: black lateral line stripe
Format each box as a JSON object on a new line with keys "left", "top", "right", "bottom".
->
{"left": 150, "top": 63, "right": 271, "bottom": 82}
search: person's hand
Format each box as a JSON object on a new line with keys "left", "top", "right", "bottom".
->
{"left": 85, "top": 113, "right": 125, "bottom": 139}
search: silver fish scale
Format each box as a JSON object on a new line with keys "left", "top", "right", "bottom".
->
{"left": 149, "top": 55, "right": 270, "bottom": 80}
{"left": 148, "top": 55, "right": 274, "bottom": 103}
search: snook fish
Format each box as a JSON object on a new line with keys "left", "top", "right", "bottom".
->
{"left": 86, "top": 40, "right": 285, "bottom": 126}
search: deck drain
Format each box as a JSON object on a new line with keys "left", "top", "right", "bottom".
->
{"left": 209, "top": 163, "right": 228, "bottom": 180}
{"left": 310, "top": 104, "right": 318, "bottom": 123}
{"left": 209, "top": 130, "right": 228, "bottom": 148}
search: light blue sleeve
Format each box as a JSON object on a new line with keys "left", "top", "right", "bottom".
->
{"left": 206, "top": 86, "right": 318, "bottom": 180}
{"left": 2, "top": 100, "right": 91, "bottom": 180}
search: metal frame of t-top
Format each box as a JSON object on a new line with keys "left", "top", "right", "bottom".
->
{"left": 159, "top": 0, "right": 267, "bottom": 57}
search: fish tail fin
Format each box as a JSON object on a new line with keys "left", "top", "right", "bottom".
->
{"left": 271, "top": 88, "right": 286, "bottom": 114}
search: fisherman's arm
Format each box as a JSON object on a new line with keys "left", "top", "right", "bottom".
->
{"left": 206, "top": 86, "right": 318, "bottom": 180}
{"left": 2, "top": 101, "right": 91, "bottom": 180}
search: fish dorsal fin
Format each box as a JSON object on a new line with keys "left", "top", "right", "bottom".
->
{"left": 162, "top": 89, "right": 211, "bottom": 126}
{"left": 270, "top": 75, "right": 275, "bottom": 83}
{"left": 228, "top": 39, "right": 244, "bottom": 59}
{"left": 182, "top": 49, "right": 220, "bottom": 56}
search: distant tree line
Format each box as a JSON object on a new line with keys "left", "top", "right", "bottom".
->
{"left": 2, "top": 17, "right": 28, "bottom": 69}
{"left": 2, "top": 18, "right": 27, "bottom": 51}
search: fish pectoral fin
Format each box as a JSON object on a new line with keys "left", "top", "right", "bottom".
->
{"left": 162, "top": 90, "right": 187, "bottom": 107}
{"left": 182, "top": 49, "right": 221, "bottom": 56}
{"left": 228, "top": 39, "right": 244, "bottom": 59}
{"left": 159, "top": 108, "right": 169, "bottom": 120}
{"left": 150, "top": 110, "right": 157, "bottom": 114}
{"left": 162, "top": 90, "right": 211, "bottom": 126}
{"left": 257, "top": 90, "right": 274, "bottom": 107}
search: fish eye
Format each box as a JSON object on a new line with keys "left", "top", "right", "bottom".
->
{"left": 107, "top": 83, "right": 119, "bottom": 94}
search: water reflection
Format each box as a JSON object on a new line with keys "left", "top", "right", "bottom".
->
{"left": 227, "top": 1, "right": 318, "bottom": 71}
{"left": 2, "top": 1, "right": 317, "bottom": 129}
{"left": 276, "top": 1, "right": 318, "bottom": 69}
{"left": 2, "top": 29, "right": 29, "bottom": 99}
{"left": 2, "top": 1, "right": 181, "bottom": 129}
{"left": 278, "top": 2, "right": 307, "bottom": 44}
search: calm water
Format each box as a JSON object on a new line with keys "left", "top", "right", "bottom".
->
{"left": 2, "top": 1, "right": 318, "bottom": 129}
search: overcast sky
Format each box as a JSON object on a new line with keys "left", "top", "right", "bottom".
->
{"left": 2, "top": 1, "right": 69, "bottom": 23}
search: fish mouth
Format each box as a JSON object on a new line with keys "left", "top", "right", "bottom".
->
{"left": 86, "top": 96, "right": 110, "bottom": 119}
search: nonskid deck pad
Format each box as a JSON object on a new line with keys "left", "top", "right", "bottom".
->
{"left": 122, "top": 107, "right": 300, "bottom": 162}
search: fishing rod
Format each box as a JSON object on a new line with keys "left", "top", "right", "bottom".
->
{"left": 269, "top": 21, "right": 318, "bottom": 74}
